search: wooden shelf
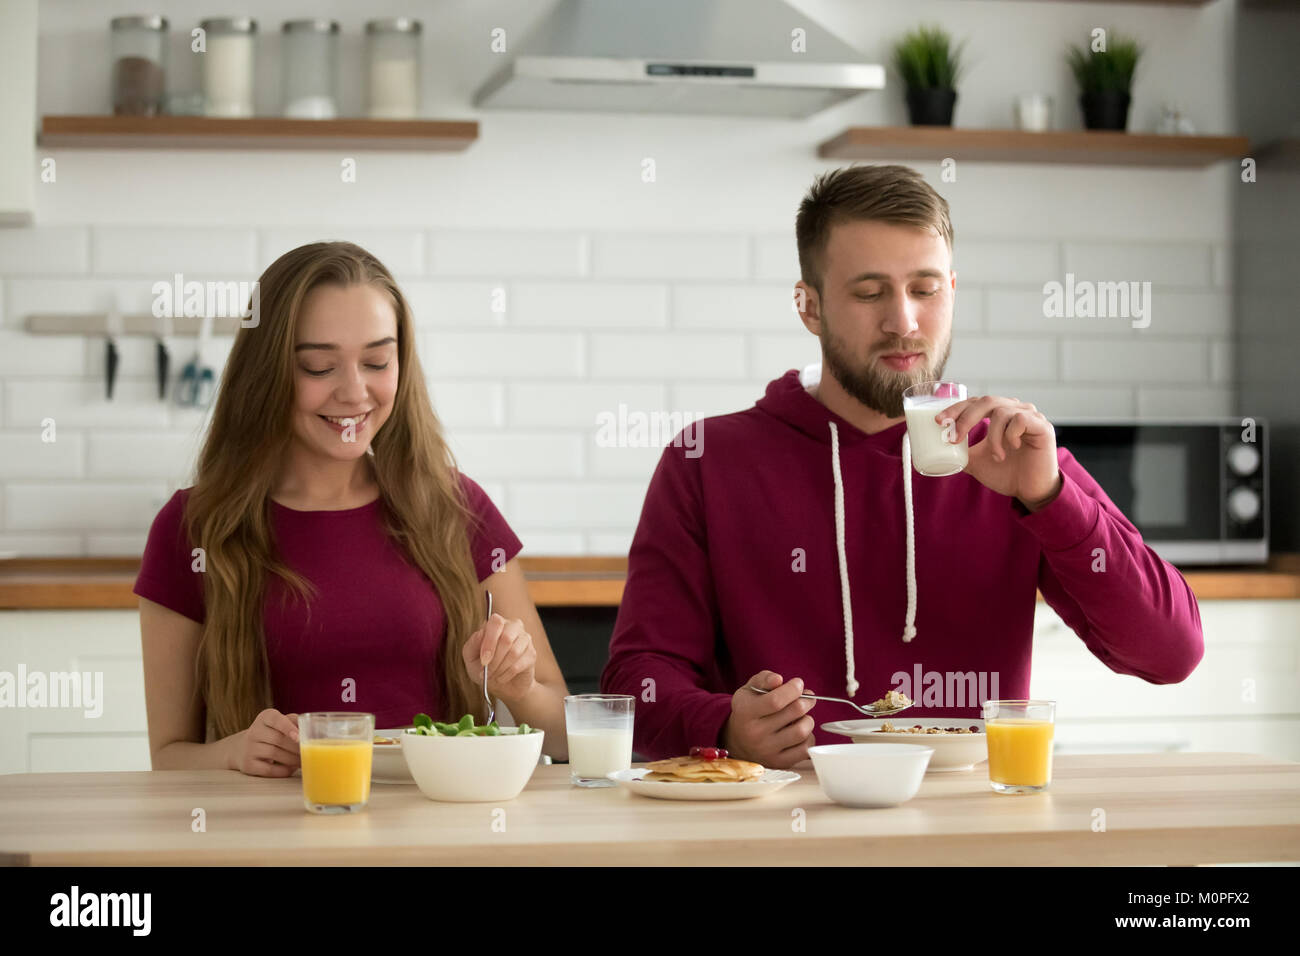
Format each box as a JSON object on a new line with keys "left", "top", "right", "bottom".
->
{"left": 818, "top": 126, "right": 1249, "bottom": 167}
{"left": 38, "top": 115, "right": 478, "bottom": 152}
{"left": 2, "top": 555, "right": 1298, "bottom": 610}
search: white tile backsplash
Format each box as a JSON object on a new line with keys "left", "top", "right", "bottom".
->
{"left": 430, "top": 232, "right": 587, "bottom": 278}
{"left": 4, "top": 379, "right": 171, "bottom": 429}
{"left": 590, "top": 234, "right": 749, "bottom": 279}
{"left": 751, "top": 333, "right": 822, "bottom": 380}
{"left": 0, "top": 230, "right": 1240, "bottom": 554}
{"left": 1062, "top": 242, "right": 1215, "bottom": 289}
{"left": 1063, "top": 339, "right": 1209, "bottom": 384}
{"left": 510, "top": 483, "right": 649, "bottom": 530}
{"left": 955, "top": 240, "right": 1060, "bottom": 285}
{"left": 0, "top": 329, "right": 88, "bottom": 376}
{"left": 0, "top": 431, "right": 84, "bottom": 478}
{"left": 5, "top": 483, "right": 167, "bottom": 531}
{"left": 591, "top": 332, "right": 746, "bottom": 380}
{"left": 753, "top": 235, "right": 798, "bottom": 282}
{"left": 513, "top": 282, "right": 668, "bottom": 329}
{"left": 448, "top": 433, "right": 585, "bottom": 480}
{"left": 946, "top": 336, "right": 1059, "bottom": 383}
{"left": 674, "top": 284, "right": 798, "bottom": 330}
{"left": 0, "top": 227, "right": 89, "bottom": 276}
{"left": 507, "top": 383, "right": 667, "bottom": 429}
{"left": 422, "top": 331, "right": 585, "bottom": 380}
{"left": 260, "top": 228, "right": 426, "bottom": 278}
{"left": 85, "top": 432, "right": 200, "bottom": 482}
{"left": 403, "top": 281, "right": 507, "bottom": 328}
{"left": 429, "top": 382, "right": 505, "bottom": 430}
{"left": 91, "top": 227, "right": 257, "bottom": 277}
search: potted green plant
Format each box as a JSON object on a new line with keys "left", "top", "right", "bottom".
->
{"left": 892, "top": 25, "right": 967, "bottom": 126}
{"left": 1067, "top": 31, "right": 1142, "bottom": 131}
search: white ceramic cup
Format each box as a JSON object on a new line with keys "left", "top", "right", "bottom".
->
{"left": 1015, "top": 94, "right": 1052, "bottom": 132}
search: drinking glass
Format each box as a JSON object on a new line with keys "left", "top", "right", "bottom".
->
{"left": 298, "top": 712, "right": 374, "bottom": 813}
{"left": 982, "top": 700, "right": 1056, "bottom": 794}
{"left": 564, "top": 694, "right": 634, "bottom": 787}
{"left": 902, "top": 381, "right": 968, "bottom": 477}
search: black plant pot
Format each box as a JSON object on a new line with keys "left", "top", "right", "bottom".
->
{"left": 905, "top": 88, "right": 957, "bottom": 126}
{"left": 1080, "top": 90, "right": 1132, "bottom": 131}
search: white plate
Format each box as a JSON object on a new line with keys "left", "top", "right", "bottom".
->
{"left": 371, "top": 728, "right": 415, "bottom": 783}
{"left": 607, "top": 767, "right": 799, "bottom": 800}
{"left": 821, "top": 718, "right": 987, "bottom": 772}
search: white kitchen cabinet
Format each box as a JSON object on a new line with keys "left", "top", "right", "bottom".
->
{"left": 1031, "top": 600, "right": 1300, "bottom": 762}
{"left": 0, "top": 610, "right": 150, "bottom": 774}
{"left": 0, "top": 0, "right": 38, "bottom": 226}
{"left": 1, "top": 600, "right": 1297, "bottom": 773}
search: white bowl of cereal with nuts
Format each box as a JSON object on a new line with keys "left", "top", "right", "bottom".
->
{"left": 820, "top": 718, "right": 987, "bottom": 772}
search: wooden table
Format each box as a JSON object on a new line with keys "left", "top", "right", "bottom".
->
{"left": 2, "top": 752, "right": 1297, "bottom": 866}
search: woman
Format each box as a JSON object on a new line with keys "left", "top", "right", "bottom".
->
{"left": 135, "top": 241, "right": 570, "bottom": 775}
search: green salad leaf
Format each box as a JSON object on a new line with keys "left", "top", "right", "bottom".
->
{"left": 405, "top": 713, "right": 537, "bottom": 736}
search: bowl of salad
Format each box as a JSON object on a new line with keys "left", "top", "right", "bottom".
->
{"left": 400, "top": 713, "right": 545, "bottom": 802}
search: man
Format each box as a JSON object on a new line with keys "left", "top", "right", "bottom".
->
{"left": 600, "top": 163, "right": 1204, "bottom": 769}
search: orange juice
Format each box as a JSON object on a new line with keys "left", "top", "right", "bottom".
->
{"left": 300, "top": 739, "right": 372, "bottom": 806}
{"left": 986, "top": 718, "right": 1054, "bottom": 787}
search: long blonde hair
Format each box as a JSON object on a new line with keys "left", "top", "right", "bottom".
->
{"left": 183, "top": 241, "right": 485, "bottom": 741}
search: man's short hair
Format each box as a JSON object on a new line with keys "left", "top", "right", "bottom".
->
{"left": 796, "top": 164, "right": 953, "bottom": 295}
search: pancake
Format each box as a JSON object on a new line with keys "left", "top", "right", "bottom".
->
{"left": 643, "top": 754, "right": 765, "bottom": 783}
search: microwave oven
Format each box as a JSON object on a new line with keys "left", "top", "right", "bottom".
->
{"left": 1051, "top": 419, "right": 1268, "bottom": 566}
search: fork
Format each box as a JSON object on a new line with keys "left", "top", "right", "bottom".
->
{"left": 745, "top": 685, "right": 914, "bottom": 717}
{"left": 483, "top": 591, "right": 495, "bottom": 725}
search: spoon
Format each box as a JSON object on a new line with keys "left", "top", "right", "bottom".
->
{"left": 745, "top": 684, "right": 915, "bottom": 718}
{"left": 483, "top": 591, "right": 495, "bottom": 725}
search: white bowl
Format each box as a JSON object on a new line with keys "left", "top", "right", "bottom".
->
{"left": 400, "top": 727, "right": 544, "bottom": 802}
{"left": 821, "top": 718, "right": 987, "bottom": 772}
{"left": 809, "top": 743, "right": 933, "bottom": 808}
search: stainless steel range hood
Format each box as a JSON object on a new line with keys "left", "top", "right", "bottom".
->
{"left": 473, "top": 0, "right": 885, "bottom": 118}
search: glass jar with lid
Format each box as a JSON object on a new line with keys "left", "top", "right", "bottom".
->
{"left": 199, "top": 17, "right": 257, "bottom": 117}
{"left": 365, "top": 18, "right": 421, "bottom": 119}
{"left": 111, "top": 15, "right": 168, "bottom": 116}
{"left": 282, "top": 19, "right": 339, "bottom": 119}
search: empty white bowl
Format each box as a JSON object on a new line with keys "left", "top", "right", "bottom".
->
{"left": 821, "top": 718, "right": 986, "bottom": 772}
{"left": 809, "top": 743, "right": 934, "bottom": 808}
{"left": 400, "top": 727, "right": 544, "bottom": 802}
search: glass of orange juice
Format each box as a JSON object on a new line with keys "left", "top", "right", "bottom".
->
{"left": 298, "top": 712, "right": 374, "bottom": 814}
{"left": 982, "top": 700, "right": 1055, "bottom": 794}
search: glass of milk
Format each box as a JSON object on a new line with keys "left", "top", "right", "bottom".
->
{"left": 902, "top": 381, "right": 969, "bottom": 477}
{"left": 563, "top": 694, "right": 634, "bottom": 787}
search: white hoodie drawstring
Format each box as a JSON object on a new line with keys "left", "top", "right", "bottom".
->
{"left": 828, "top": 422, "right": 859, "bottom": 699}
{"left": 900, "top": 433, "right": 918, "bottom": 643}
{"left": 828, "top": 421, "right": 918, "bottom": 701}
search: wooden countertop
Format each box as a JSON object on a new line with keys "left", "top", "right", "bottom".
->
{"left": 1, "top": 753, "right": 1296, "bottom": 866}
{"left": 1, "top": 554, "right": 1298, "bottom": 609}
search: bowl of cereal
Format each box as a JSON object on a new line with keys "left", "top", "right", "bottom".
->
{"left": 820, "top": 718, "right": 986, "bottom": 772}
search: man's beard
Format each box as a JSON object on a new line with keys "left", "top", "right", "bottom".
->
{"left": 819, "top": 313, "right": 952, "bottom": 419}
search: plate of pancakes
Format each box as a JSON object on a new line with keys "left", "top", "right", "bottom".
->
{"left": 608, "top": 754, "right": 799, "bottom": 800}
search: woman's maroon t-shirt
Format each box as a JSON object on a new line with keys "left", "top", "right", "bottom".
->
{"left": 133, "top": 474, "right": 522, "bottom": 729}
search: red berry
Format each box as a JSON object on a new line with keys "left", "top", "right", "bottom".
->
{"left": 688, "top": 746, "right": 726, "bottom": 760}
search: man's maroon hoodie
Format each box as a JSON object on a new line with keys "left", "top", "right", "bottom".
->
{"left": 600, "top": 366, "right": 1205, "bottom": 760}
